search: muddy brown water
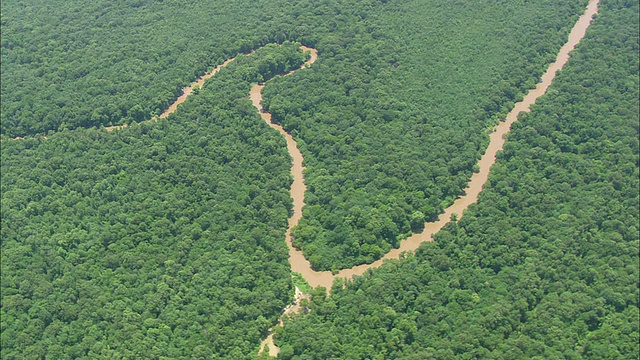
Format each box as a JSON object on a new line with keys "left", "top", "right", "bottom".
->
{"left": 269, "top": 0, "right": 600, "bottom": 290}
{"left": 5, "top": 3, "right": 600, "bottom": 349}
{"left": 258, "top": 0, "right": 599, "bottom": 354}
{"left": 103, "top": 57, "right": 237, "bottom": 132}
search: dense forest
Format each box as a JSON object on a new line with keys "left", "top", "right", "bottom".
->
{"left": 274, "top": 0, "right": 639, "bottom": 357}
{"left": 3, "top": 0, "right": 592, "bottom": 272}
{"left": 262, "top": 0, "right": 590, "bottom": 270}
{"left": 1, "top": 44, "right": 306, "bottom": 359}
{"left": 0, "top": 0, "right": 305, "bottom": 137}
{"left": 2, "top": 0, "right": 638, "bottom": 358}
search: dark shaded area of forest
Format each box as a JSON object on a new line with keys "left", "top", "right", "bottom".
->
{"left": 274, "top": 0, "right": 639, "bottom": 358}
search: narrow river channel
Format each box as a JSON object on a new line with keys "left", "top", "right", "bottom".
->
{"left": 5, "top": 2, "right": 600, "bottom": 352}
{"left": 257, "top": 0, "right": 599, "bottom": 355}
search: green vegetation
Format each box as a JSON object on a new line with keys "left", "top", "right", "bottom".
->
{"left": 291, "top": 273, "right": 313, "bottom": 295}
{"left": 275, "top": 0, "right": 639, "bottom": 357}
{"left": 263, "top": 0, "right": 589, "bottom": 270}
{"left": 0, "top": 0, "right": 303, "bottom": 137}
{"left": 1, "top": 44, "right": 305, "bottom": 359}
{"left": 2, "top": 0, "right": 590, "bottom": 272}
{"left": 3, "top": 0, "right": 637, "bottom": 358}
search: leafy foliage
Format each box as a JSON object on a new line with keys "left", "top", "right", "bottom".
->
{"left": 3, "top": 0, "right": 637, "bottom": 358}
{"left": 1, "top": 44, "right": 305, "bottom": 359}
{"left": 0, "top": 0, "right": 304, "bottom": 137}
{"left": 275, "top": 0, "right": 639, "bottom": 357}
{"left": 2, "top": 0, "right": 590, "bottom": 271}
{"left": 262, "top": 0, "right": 589, "bottom": 270}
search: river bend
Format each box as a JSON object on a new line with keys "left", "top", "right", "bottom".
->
{"left": 4, "top": 2, "right": 600, "bottom": 353}
{"left": 256, "top": 0, "right": 599, "bottom": 354}
{"left": 256, "top": 0, "right": 600, "bottom": 290}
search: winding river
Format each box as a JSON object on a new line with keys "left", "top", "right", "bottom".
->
{"left": 6, "top": 0, "right": 599, "bottom": 354}
{"left": 256, "top": 0, "right": 600, "bottom": 289}
{"left": 257, "top": 0, "right": 599, "bottom": 355}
